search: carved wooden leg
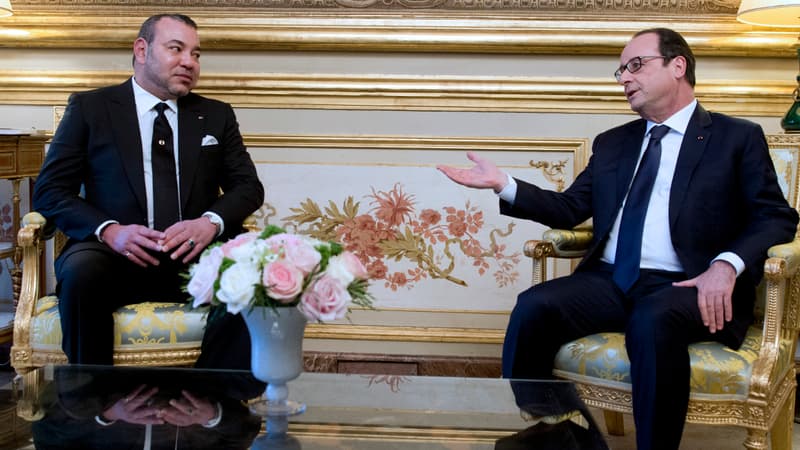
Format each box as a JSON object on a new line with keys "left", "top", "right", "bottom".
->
{"left": 769, "top": 390, "right": 795, "bottom": 450}
{"left": 603, "top": 410, "right": 625, "bottom": 436}
{"left": 744, "top": 428, "right": 769, "bottom": 450}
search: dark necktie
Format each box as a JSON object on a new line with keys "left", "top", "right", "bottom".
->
{"left": 152, "top": 102, "right": 179, "bottom": 231}
{"left": 611, "top": 124, "right": 670, "bottom": 292}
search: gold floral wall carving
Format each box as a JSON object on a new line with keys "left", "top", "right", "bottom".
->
{"left": 11, "top": 0, "right": 740, "bottom": 12}
{"left": 0, "top": 4, "right": 795, "bottom": 56}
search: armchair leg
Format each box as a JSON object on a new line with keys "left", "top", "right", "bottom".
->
{"left": 603, "top": 410, "right": 625, "bottom": 436}
{"left": 744, "top": 429, "right": 769, "bottom": 450}
{"left": 769, "top": 388, "right": 795, "bottom": 450}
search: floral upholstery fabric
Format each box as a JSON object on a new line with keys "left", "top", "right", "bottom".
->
{"left": 29, "top": 296, "right": 207, "bottom": 352}
{"left": 552, "top": 325, "right": 791, "bottom": 400}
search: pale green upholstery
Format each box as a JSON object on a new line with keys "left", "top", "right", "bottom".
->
{"left": 11, "top": 213, "right": 211, "bottom": 373}
{"left": 553, "top": 325, "right": 787, "bottom": 399}
{"left": 27, "top": 296, "right": 206, "bottom": 357}
{"left": 524, "top": 138, "right": 800, "bottom": 450}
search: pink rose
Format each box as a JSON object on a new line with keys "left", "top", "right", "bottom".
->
{"left": 221, "top": 232, "right": 259, "bottom": 258}
{"left": 284, "top": 240, "right": 321, "bottom": 275}
{"left": 187, "top": 246, "right": 224, "bottom": 308}
{"left": 341, "top": 252, "right": 368, "bottom": 280}
{"left": 299, "top": 274, "right": 351, "bottom": 322}
{"left": 263, "top": 260, "right": 304, "bottom": 304}
{"left": 267, "top": 234, "right": 321, "bottom": 275}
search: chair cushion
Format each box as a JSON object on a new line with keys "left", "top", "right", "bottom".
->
{"left": 30, "top": 296, "right": 207, "bottom": 352}
{"left": 552, "top": 325, "right": 791, "bottom": 400}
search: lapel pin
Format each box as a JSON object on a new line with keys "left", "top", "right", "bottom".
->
{"left": 697, "top": 136, "right": 703, "bottom": 140}
{"left": 198, "top": 115, "right": 204, "bottom": 120}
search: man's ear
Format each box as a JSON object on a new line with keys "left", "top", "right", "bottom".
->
{"left": 133, "top": 38, "right": 148, "bottom": 65}
{"left": 671, "top": 55, "right": 687, "bottom": 80}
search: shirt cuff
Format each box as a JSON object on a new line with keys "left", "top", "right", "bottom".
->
{"left": 497, "top": 173, "right": 517, "bottom": 205}
{"left": 94, "top": 415, "right": 117, "bottom": 426}
{"left": 202, "top": 402, "right": 223, "bottom": 428}
{"left": 712, "top": 252, "right": 745, "bottom": 277}
{"left": 95, "top": 220, "right": 119, "bottom": 243}
{"left": 202, "top": 212, "right": 224, "bottom": 237}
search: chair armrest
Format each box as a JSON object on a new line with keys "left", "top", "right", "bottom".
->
{"left": 524, "top": 226, "right": 593, "bottom": 286}
{"left": 12, "top": 212, "right": 50, "bottom": 367}
{"left": 765, "top": 239, "right": 800, "bottom": 279}
{"left": 749, "top": 238, "right": 800, "bottom": 398}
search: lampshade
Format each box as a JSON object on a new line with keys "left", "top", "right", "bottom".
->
{"left": 738, "top": 0, "right": 800, "bottom": 27}
{"left": 0, "top": 0, "right": 11, "bottom": 17}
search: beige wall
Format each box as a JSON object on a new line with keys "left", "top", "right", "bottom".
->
{"left": 0, "top": 3, "right": 795, "bottom": 359}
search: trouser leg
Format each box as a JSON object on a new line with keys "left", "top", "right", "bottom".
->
{"left": 502, "top": 267, "right": 627, "bottom": 379}
{"left": 55, "top": 241, "right": 187, "bottom": 364}
{"left": 625, "top": 272, "right": 734, "bottom": 450}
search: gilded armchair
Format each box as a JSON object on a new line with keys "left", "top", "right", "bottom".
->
{"left": 10, "top": 212, "right": 216, "bottom": 374}
{"left": 524, "top": 138, "right": 800, "bottom": 450}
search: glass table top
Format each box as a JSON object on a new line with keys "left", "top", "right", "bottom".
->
{"left": 16, "top": 365, "right": 609, "bottom": 449}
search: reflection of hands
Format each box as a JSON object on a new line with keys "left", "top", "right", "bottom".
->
{"left": 101, "top": 384, "right": 165, "bottom": 425}
{"left": 159, "top": 390, "right": 218, "bottom": 427}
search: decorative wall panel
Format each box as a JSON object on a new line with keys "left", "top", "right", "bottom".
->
{"left": 244, "top": 134, "right": 587, "bottom": 342}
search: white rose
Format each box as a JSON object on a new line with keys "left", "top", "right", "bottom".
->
{"left": 187, "top": 246, "right": 224, "bottom": 308}
{"left": 229, "top": 239, "right": 269, "bottom": 266}
{"left": 325, "top": 255, "right": 355, "bottom": 286}
{"left": 216, "top": 262, "right": 260, "bottom": 314}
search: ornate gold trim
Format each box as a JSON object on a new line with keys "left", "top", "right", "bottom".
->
{"left": 289, "top": 423, "right": 506, "bottom": 442}
{"left": 0, "top": 8, "right": 796, "bottom": 57}
{"left": 305, "top": 323, "right": 504, "bottom": 344}
{"left": 10, "top": 0, "right": 741, "bottom": 14}
{"left": 0, "top": 71, "right": 792, "bottom": 117}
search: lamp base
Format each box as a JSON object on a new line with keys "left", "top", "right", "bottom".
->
{"left": 781, "top": 98, "right": 800, "bottom": 132}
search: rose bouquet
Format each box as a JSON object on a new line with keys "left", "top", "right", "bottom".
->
{"left": 185, "top": 224, "right": 373, "bottom": 322}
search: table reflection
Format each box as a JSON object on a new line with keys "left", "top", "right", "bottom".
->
{"left": 27, "top": 365, "right": 264, "bottom": 450}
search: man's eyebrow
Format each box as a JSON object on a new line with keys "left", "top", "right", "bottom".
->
{"left": 162, "top": 39, "right": 201, "bottom": 53}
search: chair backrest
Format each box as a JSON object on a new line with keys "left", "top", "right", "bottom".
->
{"left": 753, "top": 134, "right": 800, "bottom": 323}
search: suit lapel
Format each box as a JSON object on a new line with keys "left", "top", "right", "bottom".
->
{"left": 669, "top": 104, "right": 712, "bottom": 228}
{"left": 614, "top": 121, "right": 648, "bottom": 212}
{"left": 109, "top": 80, "right": 148, "bottom": 215}
{"left": 177, "top": 94, "right": 204, "bottom": 213}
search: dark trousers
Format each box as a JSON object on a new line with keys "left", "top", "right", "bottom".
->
{"left": 55, "top": 241, "right": 255, "bottom": 372}
{"left": 502, "top": 263, "right": 742, "bottom": 450}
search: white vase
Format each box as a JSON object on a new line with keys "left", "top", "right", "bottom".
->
{"left": 242, "top": 305, "right": 308, "bottom": 416}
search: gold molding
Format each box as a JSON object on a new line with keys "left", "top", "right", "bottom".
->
{"left": 0, "top": 8, "right": 796, "bottom": 56}
{"left": 2, "top": 70, "right": 792, "bottom": 117}
{"left": 289, "top": 423, "right": 506, "bottom": 442}
{"left": 305, "top": 323, "right": 504, "bottom": 343}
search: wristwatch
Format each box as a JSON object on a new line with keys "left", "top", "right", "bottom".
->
{"left": 203, "top": 212, "right": 223, "bottom": 237}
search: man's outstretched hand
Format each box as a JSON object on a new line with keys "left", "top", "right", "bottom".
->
{"left": 437, "top": 152, "right": 509, "bottom": 193}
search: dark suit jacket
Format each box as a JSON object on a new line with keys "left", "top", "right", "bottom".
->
{"left": 501, "top": 104, "right": 799, "bottom": 344}
{"left": 33, "top": 78, "right": 264, "bottom": 247}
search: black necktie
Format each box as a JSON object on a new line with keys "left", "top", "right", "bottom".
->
{"left": 152, "top": 102, "right": 179, "bottom": 231}
{"left": 612, "top": 125, "right": 670, "bottom": 292}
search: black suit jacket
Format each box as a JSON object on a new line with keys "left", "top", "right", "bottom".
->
{"left": 33, "top": 79, "right": 264, "bottom": 247}
{"left": 501, "top": 104, "right": 799, "bottom": 343}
